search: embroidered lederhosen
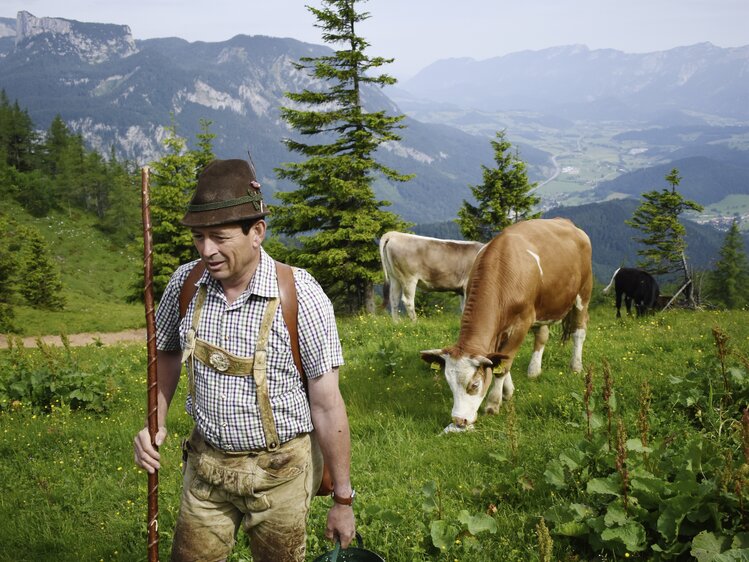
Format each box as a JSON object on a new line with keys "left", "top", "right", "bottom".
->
{"left": 181, "top": 285, "right": 282, "bottom": 451}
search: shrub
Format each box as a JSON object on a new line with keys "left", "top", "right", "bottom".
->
{"left": 544, "top": 326, "right": 749, "bottom": 559}
{"left": 0, "top": 336, "right": 120, "bottom": 413}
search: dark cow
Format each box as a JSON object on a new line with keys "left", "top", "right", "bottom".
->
{"left": 603, "top": 267, "right": 660, "bottom": 318}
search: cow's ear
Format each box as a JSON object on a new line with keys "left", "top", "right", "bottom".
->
{"left": 485, "top": 352, "right": 509, "bottom": 368}
{"left": 420, "top": 349, "right": 446, "bottom": 368}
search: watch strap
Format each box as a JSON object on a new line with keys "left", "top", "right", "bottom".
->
{"left": 332, "top": 488, "right": 355, "bottom": 506}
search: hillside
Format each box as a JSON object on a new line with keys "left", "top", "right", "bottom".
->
{"left": 4, "top": 202, "right": 143, "bottom": 335}
{"left": 544, "top": 199, "right": 748, "bottom": 282}
{"left": 594, "top": 156, "right": 749, "bottom": 206}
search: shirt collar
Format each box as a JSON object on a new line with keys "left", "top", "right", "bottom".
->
{"left": 248, "top": 247, "right": 278, "bottom": 298}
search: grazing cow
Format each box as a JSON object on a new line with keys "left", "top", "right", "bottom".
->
{"left": 420, "top": 218, "right": 593, "bottom": 430}
{"left": 603, "top": 267, "right": 660, "bottom": 318}
{"left": 379, "top": 231, "right": 485, "bottom": 321}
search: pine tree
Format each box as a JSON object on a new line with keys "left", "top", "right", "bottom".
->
{"left": 130, "top": 122, "right": 216, "bottom": 301}
{"left": 457, "top": 130, "right": 540, "bottom": 242}
{"left": 41, "top": 115, "right": 72, "bottom": 177}
{"left": 194, "top": 118, "right": 216, "bottom": 174}
{"left": 708, "top": 220, "right": 749, "bottom": 308}
{"left": 0, "top": 97, "right": 36, "bottom": 172}
{"left": 0, "top": 215, "right": 19, "bottom": 330}
{"left": 626, "top": 168, "right": 703, "bottom": 303}
{"left": 99, "top": 149, "right": 140, "bottom": 244}
{"left": 273, "top": 0, "right": 412, "bottom": 313}
{"left": 19, "top": 227, "right": 65, "bottom": 310}
{"left": 144, "top": 125, "right": 201, "bottom": 300}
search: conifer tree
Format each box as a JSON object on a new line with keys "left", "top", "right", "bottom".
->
{"left": 99, "top": 149, "right": 140, "bottom": 244}
{"left": 130, "top": 122, "right": 216, "bottom": 301}
{"left": 146, "top": 126, "right": 201, "bottom": 300}
{"left": 457, "top": 130, "right": 540, "bottom": 242}
{"left": 0, "top": 215, "right": 19, "bottom": 330}
{"left": 626, "top": 168, "right": 703, "bottom": 304}
{"left": 273, "top": 0, "right": 412, "bottom": 313}
{"left": 194, "top": 118, "right": 216, "bottom": 173}
{"left": 19, "top": 227, "right": 65, "bottom": 310}
{"left": 708, "top": 220, "right": 749, "bottom": 308}
{"left": 0, "top": 96, "right": 36, "bottom": 172}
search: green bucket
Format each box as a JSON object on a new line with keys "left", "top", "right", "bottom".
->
{"left": 312, "top": 533, "right": 384, "bottom": 562}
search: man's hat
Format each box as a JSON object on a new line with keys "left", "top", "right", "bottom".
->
{"left": 181, "top": 159, "right": 270, "bottom": 227}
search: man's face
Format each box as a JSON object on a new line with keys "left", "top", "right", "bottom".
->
{"left": 190, "top": 221, "right": 265, "bottom": 288}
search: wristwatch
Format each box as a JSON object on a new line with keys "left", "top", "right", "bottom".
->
{"left": 332, "top": 488, "right": 356, "bottom": 506}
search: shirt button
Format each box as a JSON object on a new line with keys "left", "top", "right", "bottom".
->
{"left": 222, "top": 422, "right": 228, "bottom": 428}
{"left": 221, "top": 393, "right": 227, "bottom": 399}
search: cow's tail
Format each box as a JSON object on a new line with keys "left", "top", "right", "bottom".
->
{"left": 602, "top": 267, "right": 620, "bottom": 294}
{"left": 379, "top": 234, "right": 392, "bottom": 311}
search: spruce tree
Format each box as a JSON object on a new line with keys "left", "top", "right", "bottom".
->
{"left": 130, "top": 122, "right": 216, "bottom": 301}
{"left": 273, "top": 0, "right": 412, "bottom": 313}
{"left": 19, "top": 227, "right": 65, "bottom": 310}
{"left": 145, "top": 126, "right": 201, "bottom": 300}
{"left": 626, "top": 168, "right": 703, "bottom": 304}
{"left": 457, "top": 130, "right": 540, "bottom": 242}
{"left": 99, "top": 149, "right": 140, "bottom": 244}
{"left": 709, "top": 220, "right": 749, "bottom": 308}
{"left": 0, "top": 215, "right": 19, "bottom": 330}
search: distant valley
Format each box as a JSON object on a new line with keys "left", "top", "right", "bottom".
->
{"left": 390, "top": 44, "right": 749, "bottom": 230}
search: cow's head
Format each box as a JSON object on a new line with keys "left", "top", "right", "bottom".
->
{"left": 420, "top": 348, "right": 507, "bottom": 429}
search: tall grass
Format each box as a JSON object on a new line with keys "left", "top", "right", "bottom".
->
{"left": 0, "top": 305, "right": 748, "bottom": 561}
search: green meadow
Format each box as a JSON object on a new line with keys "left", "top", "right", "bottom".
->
{"left": 2, "top": 304, "right": 749, "bottom": 561}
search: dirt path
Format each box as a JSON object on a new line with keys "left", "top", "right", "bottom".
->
{"left": 0, "top": 328, "right": 147, "bottom": 349}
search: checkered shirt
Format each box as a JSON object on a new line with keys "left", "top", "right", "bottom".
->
{"left": 155, "top": 247, "right": 344, "bottom": 452}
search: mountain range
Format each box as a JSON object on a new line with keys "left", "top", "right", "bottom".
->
{"left": 0, "top": 11, "right": 497, "bottom": 224}
{"left": 400, "top": 43, "right": 749, "bottom": 122}
{"left": 0, "top": 11, "right": 748, "bottom": 265}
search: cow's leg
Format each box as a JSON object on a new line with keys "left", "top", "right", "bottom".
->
{"left": 401, "top": 280, "right": 418, "bottom": 321}
{"left": 571, "top": 328, "right": 586, "bottom": 372}
{"left": 615, "top": 289, "right": 623, "bottom": 318}
{"left": 566, "top": 295, "right": 588, "bottom": 373}
{"left": 485, "top": 371, "right": 516, "bottom": 415}
{"left": 486, "top": 323, "right": 528, "bottom": 414}
{"left": 388, "top": 278, "right": 402, "bottom": 321}
{"left": 624, "top": 295, "right": 633, "bottom": 316}
{"left": 528, "top": 324, "right": 549, "bottom": 378}
{"left": 485, "top": 364, "right": 514, "bottom": 415}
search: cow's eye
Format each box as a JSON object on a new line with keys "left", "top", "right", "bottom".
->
{"left": 467, "top": 379, "right": 481, "bottom": 394}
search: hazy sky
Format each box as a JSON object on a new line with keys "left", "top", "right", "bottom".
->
{"left": 2, "top": 0, "right": 748, "bottom": 78}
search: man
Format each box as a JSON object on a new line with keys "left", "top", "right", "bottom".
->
{"left": 133, "top": 159, "right": 355, "bottom": 561}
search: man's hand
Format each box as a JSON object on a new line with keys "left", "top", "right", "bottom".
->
{"left": 326, "top": 503, "right": 356, "bottom": 548}
{"left": 133, "top": 425, "right": 167, "bottom": 474}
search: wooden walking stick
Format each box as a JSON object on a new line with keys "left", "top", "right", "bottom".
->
{"left": 141, "top": 166, "right": 160, "bottom": 562}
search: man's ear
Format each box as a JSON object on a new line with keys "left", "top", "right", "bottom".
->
{"left": 252, "top": 220, "right": 267, "bottom": 245}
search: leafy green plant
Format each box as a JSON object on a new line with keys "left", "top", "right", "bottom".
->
{"left": 544, "top": 329, "right": 749, "bottom": 560}
{"left": 376, "top": 338, "right": 404, "bottom": 377}
{"left": 0, "top": 336, "right": 121, "bottom": 413}
{"left": 421, "top": 480, "right": 498, "bottom": 554}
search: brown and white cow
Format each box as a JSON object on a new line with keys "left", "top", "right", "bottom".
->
{"left": 420, "top": 218, "right": 592, "bottom": 430}
{"left": 379, "top": 231, "right": 485, "bottom": 321}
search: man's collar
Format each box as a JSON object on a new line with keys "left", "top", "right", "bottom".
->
{"left": 247, "top": 247, "right": 278, "bottom": 298}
